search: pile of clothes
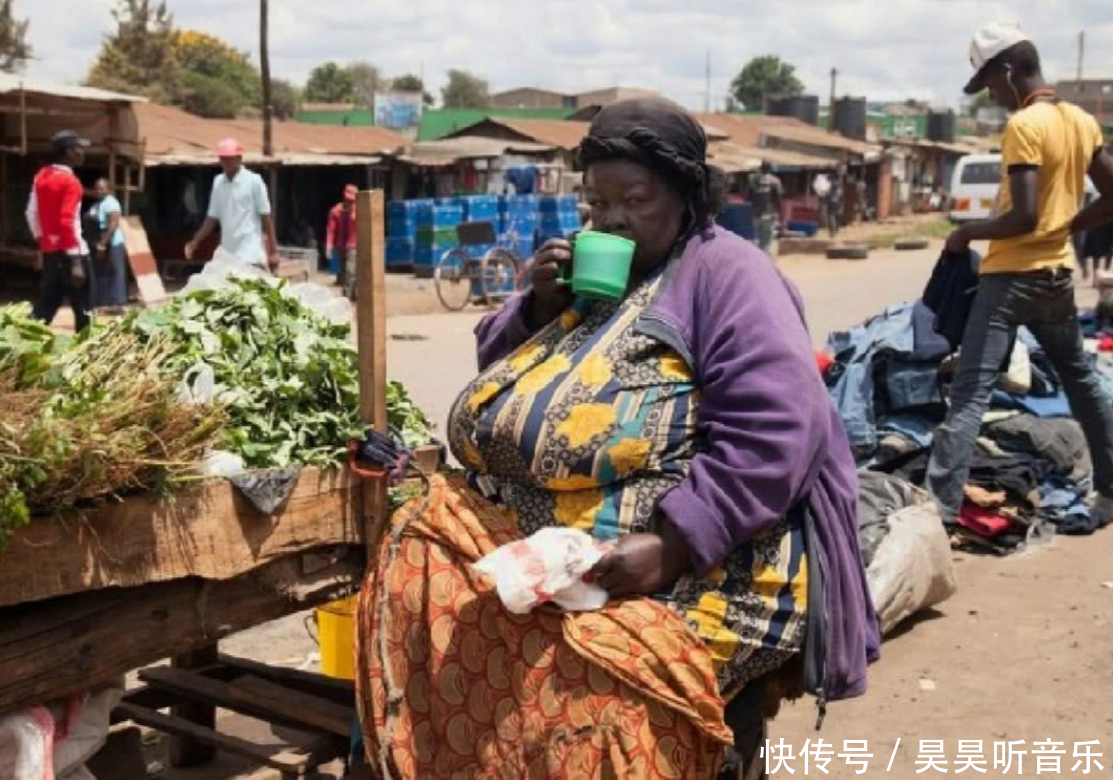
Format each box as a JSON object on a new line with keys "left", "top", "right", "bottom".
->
{"left": 826, "top": 297, "right": 1109, "bottom": 554}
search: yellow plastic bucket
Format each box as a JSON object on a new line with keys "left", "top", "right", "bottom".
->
{"left": 316, "top": 596, "right": 357, "bottom": 680}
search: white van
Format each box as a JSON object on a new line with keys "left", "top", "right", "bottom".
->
{"left": 949, "top": 153, "right": 1001, "bottom": 223}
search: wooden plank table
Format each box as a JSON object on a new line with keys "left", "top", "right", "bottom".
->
{"left": 0, "top": 467, "right": 370, "bottom": 610}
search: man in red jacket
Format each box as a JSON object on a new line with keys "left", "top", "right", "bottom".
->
{"left": 26, "top": 130, "right": 90, "bottom": 331}
{"left": 326, "top": 184, "right": 358, "bottom": 290}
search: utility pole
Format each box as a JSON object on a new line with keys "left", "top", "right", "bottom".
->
{"left": 828, "top": 67, "right": 838, "bottom": 131}
{"left": 704, "top": 49, "right": 711, "bottom": 113}
{"left": 260, "top": 0, "right": 273, "bottom": 157}
{"left": 1077, "top": 30, "right": 1085, "bottom": 81}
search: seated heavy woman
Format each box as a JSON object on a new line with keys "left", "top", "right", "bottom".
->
{"left": 355, "top": 98, "right": 880, "bottom": 780}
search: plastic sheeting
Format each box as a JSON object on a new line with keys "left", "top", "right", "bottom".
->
{"left": 866, "top": 500, "right": 957, "bottom": 635}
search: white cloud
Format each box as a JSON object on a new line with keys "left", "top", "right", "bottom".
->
{"left": 18, "top": 0, "right": 1113, "bottom": 110}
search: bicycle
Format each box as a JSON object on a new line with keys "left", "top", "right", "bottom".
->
{"left": 434, "top": 221, "right": 527, "bottom": 311}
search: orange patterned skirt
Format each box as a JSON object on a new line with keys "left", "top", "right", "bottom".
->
{"left": 355, "top": 474, "right": 733, "bottom": 779}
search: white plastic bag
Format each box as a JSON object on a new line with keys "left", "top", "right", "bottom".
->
{"left": 201, "top": 449, "right": 246, "bottom": 477}
{"left": 53, "top": 685, "right": 123, "bottom": 779}
{"left": 997, "top": 339, "right": 1031, "bottom": 395}
{"left": 284, "top": 282, "right": 352, "bottom": 325}
{"left": 473, "top": 527, "right": 614, "bottom": 614}
{"left": 866, "top": 502, "right": 958, "bottom": 634}
{"left": 0, "top": 682, "right": 123, "bottom": 780}
{"left": 178, "top": 247, "right": 272, "bottom": 297}
{"left": 177, "top": 361, "right": 216, "bottom": 405}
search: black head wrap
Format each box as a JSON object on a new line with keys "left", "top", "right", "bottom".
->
{"left": 575, "top": 97, "right": 724, "bottom": 227}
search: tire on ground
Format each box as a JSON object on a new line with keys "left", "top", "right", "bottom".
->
{"left": 826, "top": 244, "right": 870, "bottom": 260}
{"left": 894, "top": 236, "right": 930, "bottom": 251}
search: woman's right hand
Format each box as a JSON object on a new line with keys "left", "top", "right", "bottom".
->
{"left": 527, "top": 238, "right": 575, "bottom": 325}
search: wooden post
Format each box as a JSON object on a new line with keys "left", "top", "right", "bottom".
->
{"left": 1, "top": 151, "right": 7, "bottom": 242}
{"left": 268, "top": 165, "right": 279, "bottom": 230}
{"left": 108, "top": 104, "right": 119, "bottom": 192}
{"left": 167, "top": 645, "right": 219, "bottom": 767}
{"left": 356, "top": 189, "right": 387, "bottom": 431}
{"left": 260, "top": 0, "right": 273, "bottom": 158}
{"left": 355, "top": 189, "right": 388, "bottom": 548}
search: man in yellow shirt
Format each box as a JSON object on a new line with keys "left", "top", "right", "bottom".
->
{"left": 928, "top": 23, "right": 1113, "bottom": 525}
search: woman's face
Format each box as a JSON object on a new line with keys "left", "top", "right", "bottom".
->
{"left": 583, "top": 159, "right": 685, "bottom": 273}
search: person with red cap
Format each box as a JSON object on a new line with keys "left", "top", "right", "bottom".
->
{"left": 184, "top": 137, "right": 279, "bottom": 272}
{"left": 326, "top": 184, "right": 359, "bottom": 289}
{"left": 26, "top": 130, "right": 91, "bottom": 331}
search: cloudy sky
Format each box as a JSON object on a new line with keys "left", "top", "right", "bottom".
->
{"left": 19, "top": 0, "right": 1113, "bottom": 110}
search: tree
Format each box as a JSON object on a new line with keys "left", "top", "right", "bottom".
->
{"left": 0, "top": 0, "right": 31, "bottom": 74}
{"left": 392, "top": 74, "right": 434, "bottom": 107}
{"left": 730, "top": 55, "right": 804, "bottom": 112}
{"left": 86, "top": 0, "right": 180, "bottom": 103}
{"left": 346, "top": 61, "right": 380, "bottom": 108}
{"left": 173, "top": 29, "right": 260, "bottom": 112}
{"left": 441, "top": 69, "right": 488, "bottom": 109}
{"left": 179, "top": 70, "right": 241, "bottom": 118}
{"left": 304, "top": 61, "right": 354, "bottom": 103}
{"left": 270, "top": 78, "right": 299, "bottom": 120}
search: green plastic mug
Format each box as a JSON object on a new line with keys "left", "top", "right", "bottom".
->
{"left": 560, "top": 231, "right": 637, "bottom": 301}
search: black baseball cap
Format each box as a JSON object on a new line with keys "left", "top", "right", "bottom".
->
{"left": 51, "top": 130, "right": 90, "bottom": 154}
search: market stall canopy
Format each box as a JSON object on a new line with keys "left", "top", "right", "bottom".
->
{"left": 137, "top": 102, "right": 409, "bottom": 167}
{"left": 0, "top": 74, "right": 144, "bottom": 161}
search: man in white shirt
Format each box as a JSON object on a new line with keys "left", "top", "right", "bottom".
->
{"left": 184, "top": 138, "right": 279, "bottom": 271}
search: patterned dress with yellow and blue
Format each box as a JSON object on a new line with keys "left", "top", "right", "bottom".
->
{"left": 448, "top": 273, "right": 808, "bottom": 698}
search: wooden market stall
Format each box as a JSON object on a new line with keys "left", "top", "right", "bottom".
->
{"left": 0, "top": 191, "right": 396, "bottom": 776}
{"left": 0, "top": 74, "right": 145, "bottom": 277}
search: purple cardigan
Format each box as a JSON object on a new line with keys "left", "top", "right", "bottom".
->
{"left": 475, "top": 225, "right": 880, "bottom": 702}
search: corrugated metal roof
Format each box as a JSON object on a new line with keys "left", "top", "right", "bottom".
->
{"left": 696, "top": 112, "right": 882, "bottom": 159}
{"left": 147, "top": 152, "right": 383, "bottom": 167}
{"left": 136, "top": 102, "right": 407, "bottom": 164}
{"left": 709, "top": 141, "right": 834, "bottom": 172}
{"left": 418, "top": 107, "right": 575, "bottom": 141}
{"left": 882, "top": 137, "right": 984, "bottom": 156}
{"left": 695, "top": 113, "right": 809, "bottom": 146}
{"left": 759, "top": 123, "right": 880, "bottom": 157}
{"left": 707, "top": 142, "right": 762, "bottom": 173}
{"left": 0, "top": 74, "right": 144, "bottom": 103}
{"left": 444, "top": 117, "right": 590, "bottom": 151}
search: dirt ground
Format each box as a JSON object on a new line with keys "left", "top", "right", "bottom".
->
{"left": 47, "top": 237, "right": 1113, "bottom": 777}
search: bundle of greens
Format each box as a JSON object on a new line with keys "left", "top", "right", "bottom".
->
{"left": 112, "top": 278, "right": 365, "bottom": 468}
{"left": 91, "top": 277, "right": 433, "bottom": 468}
{"left": 0, "top": 310, "right": 224, "bottom": 548}
{"left": 0, "top": 278, "right": 435, "bottom": 546}
{"left": 0, "top": 303, "right": 69, "bottom": 387}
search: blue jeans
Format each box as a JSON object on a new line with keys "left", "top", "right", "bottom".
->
{"left": 926, "top": 269, "right": 1113, "bottom": 521}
